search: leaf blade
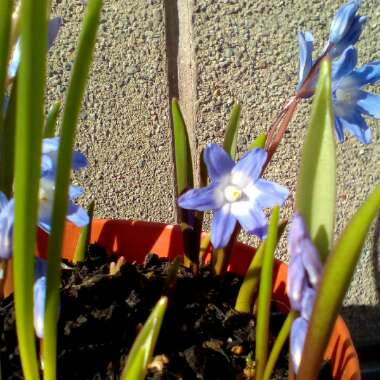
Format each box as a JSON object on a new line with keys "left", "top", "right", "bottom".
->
{"left": 295, "top": 58, "right": 336, "bottom": 261}
{"left": 223, "top": 102, "right": 241, "bottom": 159}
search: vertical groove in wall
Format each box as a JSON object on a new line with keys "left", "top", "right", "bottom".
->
{"left": 163, "top": 0, "right": 198, "bottom": 222}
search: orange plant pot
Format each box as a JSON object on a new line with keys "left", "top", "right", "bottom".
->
{"left": 6, "top": 219, "right": 361, "bottom": 380}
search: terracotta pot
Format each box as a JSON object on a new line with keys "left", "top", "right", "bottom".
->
{"left": 6, "top": 219, "right": 361, "bottom": 379}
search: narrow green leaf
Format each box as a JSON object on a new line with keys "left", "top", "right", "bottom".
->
{"left": 171, "top": 98, "right": 193, "bottom": 196}
{"left": 0, "top": 1, "right": 13, "bottom": 125}
{"left": 262, "top": 311, "right": 298, "bottom": 380}
{"left": 44, "top": 101, "right": 61, "bottom": 138}
{"left": 122, "top": 297, "right": 168, "bottom": 380}
{"left": 223, "top": 102, "right": 241, "bottom": 159}
{"left": 13, "top": 0, "right": 47, "bottom": 378}
{"left": 255, "top": 206, "right": 279, "bottom": 380}
{"left": 0, "top": 77, "right": 17, "bottom": 197}
{"left": 72, "top": 200, "right": 95, "bottom": 264}
{"left": 298, "top": 184, "right": 380, "bottom": 379}
{"left": 43, "top": 2, "right": 102, "bottom": 379}
{"left": 235, "top": 220, "right": 287, "bottom": 313}
{"left": 248, "top": 133, "right": 267, "bottom": 150}
{"left": 295, "top": 58, "right": 335, "bottom": 262}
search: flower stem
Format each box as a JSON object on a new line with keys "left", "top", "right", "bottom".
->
{"left": 262, "top": 310, "right": 298, "bottom": 380}
{"left": 255, "top": 206, "right": 279, "bottom": 380}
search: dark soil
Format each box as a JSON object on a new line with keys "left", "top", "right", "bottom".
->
{"left": 0, "top": 246, "right": 328, "bottom": 379}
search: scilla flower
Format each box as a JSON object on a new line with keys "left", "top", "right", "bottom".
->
{"left": 327, "top": 0, "right": 366, "bottom": 59}
{"left": 296, "top": 31, "right": 314, "bottom": 95}
{"left": 178, "top": 144, "right": 289, "bottom": 249}
{"left": 0, "top": 193, "right": 14, "bottom": 260}
{"left": 332, "top": 46, "right": 380, "bottom": 143}
{"left": 42, "top": 137, "right": 87, "bottom": 179}
{"left": 288, "top": 213, "right": 322, "bottom": 372}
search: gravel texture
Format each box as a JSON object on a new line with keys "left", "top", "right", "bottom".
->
{"left": 46, "top": 0, "right": 379, "bottom": 347}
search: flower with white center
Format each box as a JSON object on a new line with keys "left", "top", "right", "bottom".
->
{"left": 178, "top": 144, "right": 289, "bottom": 249}
{"left": 332, "top": 46, "right": 380, "bottom": 144}
{"left": 288, "top": 213, "right": 323, "bottom": 373}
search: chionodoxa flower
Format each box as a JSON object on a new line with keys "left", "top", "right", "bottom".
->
{"left": 178, "top": 144, "right": 289, "bottom": 249}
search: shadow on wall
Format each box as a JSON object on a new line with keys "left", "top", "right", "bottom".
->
{"left": 341, "top": 214, "right": 380, "bottom": 350}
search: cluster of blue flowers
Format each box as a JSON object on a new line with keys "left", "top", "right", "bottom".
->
{"left": 297, "top": 0, "right": 380, "bottom": 144}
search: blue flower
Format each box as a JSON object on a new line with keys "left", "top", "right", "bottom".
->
{"left": 8, "top": 17, "right": 62, "bottom": 81}
{"left": 288, "top": 213, "right": 322, "bottom": 373}
{"left": 328, "top": 0, "right": 366, "bottom": 59}
{"left": 178, "top": 144, "right": 289, "bottom": 249}
{"left": 0, "top": 193, "right": 14, "bottom": 260}
{"left": 296, "top": 32, "right": 314, "bottom": 95}
{"left": 38, "top": 177, "right": 89, "bottom": 233}
{"left": 42, "top": 137, "right": 87, "bottom": 179}
{"left": 332, "top": 47, "right": 380, "bottom": 144}
{"left": 33, "top": 274, "right": 46, "bottom": 339}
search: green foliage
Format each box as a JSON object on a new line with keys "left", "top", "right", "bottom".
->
{"left": 223, "top": 103, "right": 241, "bottom": 159}
{"left": 44, "top": 101, "right": 61, "bottom": 138}
{"left": 248, "top": 134, "right": 267, "bottom": 150}
{"left": 122, "top": 297, "right": 168, "bottom": 380}
{"left": 73, "top": 200, "right": 95, "bottom": 264}
{"left": 298, "top": 184, "right": 380, "bottom": 379}
{"left": 13, "top": 0, "right": 47, "bottom": 378}
{"left": 296, "top": 58, "right": 336, "bottom": 262}
{"left": 43, "top": 1, "right": 103, "bottom": 379}
{"left": 171, "top": 98, "right": 193, "bottom": 195}
{"left": 255, "top": 206, "right": 279, "bottom": 380}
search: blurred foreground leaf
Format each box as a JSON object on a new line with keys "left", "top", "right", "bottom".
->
{"left": 296, "top": 58, "right": 335, "bottom": 262}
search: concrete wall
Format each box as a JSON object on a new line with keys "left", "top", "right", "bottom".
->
{"left": 48, "top": 0, "right": 380, "bottom": 349}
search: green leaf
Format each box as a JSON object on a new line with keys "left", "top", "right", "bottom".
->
{"left": 171, "top": 98, "right": 193, "bottom": 196}
{"left": 0, "top": 1, "right": 13, "bottom": 126}
{"left": 248, "top": 133, "right": 267, "bottom": 150}
{"left": 223, "top": 102, "right": 241, "bottom": 159}
{"left": 122, "top": 297, "right": 168, "bottom": 380}
{"left": 295, "top": 58, "right": 335, "bottom": 262}
{"left": 298, "top": 183, "right": 380, "bottom": 379}
{"left": 255, "top": 206, "right": 279, "bottom": 380}
{"left": 0, "top": 77, "right": 17, "bottom": 197}
{"left": 72, "top": 200, "right": 95, "bottom": 264}
{"left": 43, "top": 1, "right": 102, "bottom": 379}
{"left": 235, "top": 220, "right": 287, "bottom": 313}
{"left": 13, "top": 0, "right": 47, "bottom": 378}
{"left": 44, "top": 101, "right": 61, "bottom": 138}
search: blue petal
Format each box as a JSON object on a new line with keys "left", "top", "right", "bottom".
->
{"left": 254, "top": 179, "right": 289, "bottom": 209}
{"left": 329, "top": 0, "right": 361, "bottom": 44}
{"left": 301, "top": 239, "right": 322, "bottom": 287}
{"left": 35, "top": 258, "right": 48, "bottom": 280}
{"left": 356, "top": 90, "right": 380, "bottom": 119}
{"left": 211, "top": 205, "right": 236, "bottom": 249}
{"left": 290, "top": 317, "right": 308, "bottom": 373}
{"left": 331, "top": 46, "right": 357, "bottom": 83}
{"left": 288, "top": 255, "right": 306, "bottom": 311}
{"left": 203, "top": 144, "right": 234, "bottom": 182}
{"left": 339, "top": 113, "right": 371, "bottom": 144}
{"left": 7, "top": 39, "right": 20, "bottom": 79}
{"left": 0, "top": 192, "right": 8, "bottom": 211}
{"left": 178, "top": 184, "right": 223, "bottom": 212}
{"left": 231, "top": 148, "right": 267, "bottom": 184}
{"left": 66, "top": 202, "right": 89, "bottom": 227}
{"left": 350, "top": 60, "right": 380, "bottom": 86}
{"left": 334, "top": 117, "right": 345, "bottom": 142}
{"left": 42, "top": 137, "right": 60, "bottom": 154}
{"left": 38, "top": 214, "right": 52, "bottom": 233}
{"left": 41, "top": 155, "right": 55, "bottom": 178}
{"left": 48, "top": 17, "right": 62, "bottom": 49}
{"left": 296, "top": 32, "right": 314, "bottom": 92}
{"left": 69, "top": 185, "right": 84, "bottom": 200}
{"left": 330, "top": 15, "right": 366, "bottom": 58}
{"left": 0, "top": 198, "right": 14, "bottom": 260}
{"left": 300, "top": 287, "right": 316, "bottom": 321}
{"left": 232, "top": 203, "right": 268, "bottom": 239}
{"left": 72, "top": 151, "right": 87, "bottom": 170}
{"left": 34, "top": 276, "right": 46, "bottom": 339}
